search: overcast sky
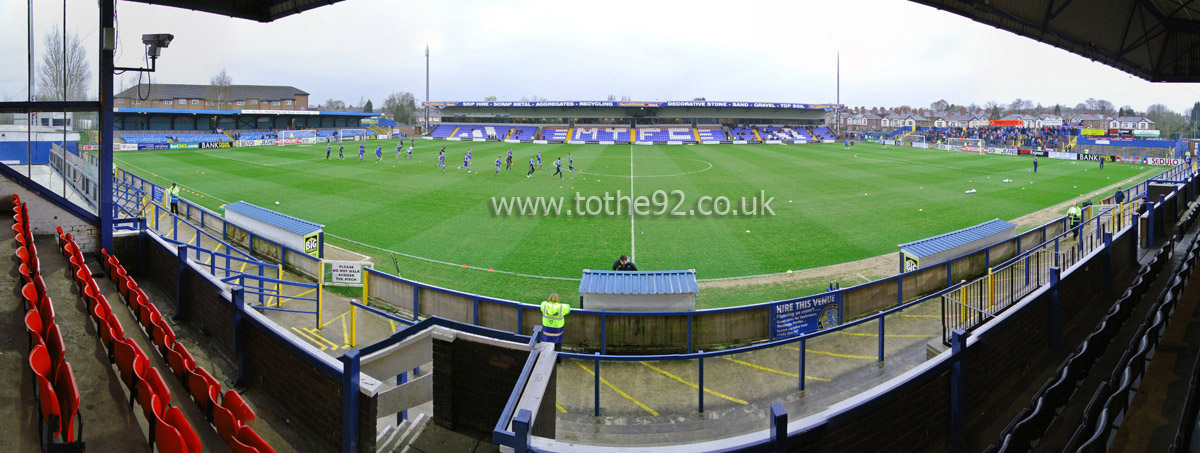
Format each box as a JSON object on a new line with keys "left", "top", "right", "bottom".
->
{"left": 5, "top": 0, "right": 1200, "bottom": 112}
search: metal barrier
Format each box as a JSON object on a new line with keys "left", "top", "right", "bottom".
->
{"left": 223, "top": 273, "right": 323, "bottom": 328}
{"left": 940, "top": 206, "right": 1119, "bottom": 344}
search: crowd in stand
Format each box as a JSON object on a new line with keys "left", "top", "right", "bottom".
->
{"left": 920, "top": 126, "right": 1078, "bottom": 151}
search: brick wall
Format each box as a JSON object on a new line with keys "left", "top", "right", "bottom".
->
{"left": 128, "top": 233, "right": 374, "bottom": 451}
{"left": 1, "top": 177, "right": 99, "bottom": 252}
{"left": 432, "top": 336, "right": 529, "bottom": 433}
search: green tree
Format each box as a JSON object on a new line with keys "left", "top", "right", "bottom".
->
{"left": 383, "top": 92, "right": 419, "bottom": 124}
{"left": 1053, "top": 104, "right": 1062, "bottom": 116}
{"left": 363, "top": 99, "right": 374, "bottom": 113}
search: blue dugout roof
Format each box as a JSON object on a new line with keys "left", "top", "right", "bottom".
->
{"left": 579, "top": 270, "right": 699, "bottom": 295}
{"left": 114, "top": 107, "right": 377, "bottom": 117}
{"left": 898, "top": 219, "right": 1016, "bottom": 258}
{"left": 224, "top": 201, "right": 323, "bottom": 236}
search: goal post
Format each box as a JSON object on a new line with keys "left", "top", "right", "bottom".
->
{"left": 901, "top": 134, "right": 927, "bottom": 149}
{"left": 946, "top": 137, "right": 985, "bottom": 152}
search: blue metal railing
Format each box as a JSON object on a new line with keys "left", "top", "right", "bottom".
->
{"left": 222, "top": 273, "right": 321, "bottom": 326}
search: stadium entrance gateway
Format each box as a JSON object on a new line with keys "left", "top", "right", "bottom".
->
{"left": 897, "top": 219, "right": 1017, "bottom": 272}
{"left": 222, "top": 201, "right": 324, "bottom": 259}
{"left": 578, "top": 270, "right": 698, "bottom": 311}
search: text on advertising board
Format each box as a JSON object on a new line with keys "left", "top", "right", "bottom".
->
{"left": 772, "top": 294, "right": 841, "bottom": 339}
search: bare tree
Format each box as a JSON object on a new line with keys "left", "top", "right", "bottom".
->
{"left": 484, "top": 95, "right": 498, "bottom": 102}
{"left": 930, "top": 99, "right": 949, "bottom": 112}
{"left": 37, "top": 25, "right": 91, "bottom": 101}
{"left": 321, "top": 99, "right": 345, "bottom": 111}
{"left": 383, "top": 92, "right": 418, "bottom": 124}
{"left": 205, "top": 68, "right": 233, "bottom": 109}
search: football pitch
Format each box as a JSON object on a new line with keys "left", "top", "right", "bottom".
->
{"left": 113, "top": 139, "right": 1158, "bottom": 308}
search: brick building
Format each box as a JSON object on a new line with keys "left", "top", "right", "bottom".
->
{"left": 115, "top": 84, "right": 310, "bottom": 112}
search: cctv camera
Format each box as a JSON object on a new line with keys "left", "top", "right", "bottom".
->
{"left": 142, "top": 33, "right": 174, "bottom": 58}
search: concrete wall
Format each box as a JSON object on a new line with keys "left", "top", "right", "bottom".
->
{"left": 0, "top": 172, "right": 99, "bottom": 252}
{"left": 432, "top": 334, "right": 531, "bottom": 433}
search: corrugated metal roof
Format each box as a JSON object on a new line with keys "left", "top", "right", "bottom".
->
{"left": 224, "top": 201, "right": 323, "bottom": 236}
{"left": 898, "top": 219, "right": 1016, "bottom": 258}
{"left": 579, "top": 270, "right": 699, "bottom": 295}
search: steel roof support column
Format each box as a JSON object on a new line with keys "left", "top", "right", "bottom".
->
{"left": 100, "top": 0, "right": 115, "bottom": 250}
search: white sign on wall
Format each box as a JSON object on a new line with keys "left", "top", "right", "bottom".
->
{"left": 328, "top": 261, "right": 362, "bottom": 284}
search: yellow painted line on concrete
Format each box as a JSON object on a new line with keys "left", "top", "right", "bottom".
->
{"left": 639, "top": 362, "right": 748, "bottom": 405}
{"left": 322, "top": 310, "right": 350, "bottom": 328}
{"left": 291, "top": 327, "right": 327, "bottom": 351}
{"left": 239, "top": 261, "right": 248, "bottom": 273}
{"left": 785, "top": 346, "right": 874, "bottom": 360}
{"left": 722, "top": 357, "right": 831, "bottom": 382}
{"left": 186, "top": 233, "right": 197, "bottom": 246}
{"left": 341, "top": 315, "right": 350, "bottom": 348}
{"left": 555, "top": 403, "right": 567, "bottom": 413}
{"left": 838, "top": 332, "right": 936, "bottom": 339}
{"left": 306, "top": 328, "right": 340, "bottom": 349}
{"left": 204, "top": 244, "right": 223, "bottom": 265}
{"left": 389, "top": 320, "right": 397, "bottom": 333}
{"left": 278, "top": 288, "right": 317, "bottom": 305}
{"left": 574, "top": 362, "right": 659, "bottom": 416}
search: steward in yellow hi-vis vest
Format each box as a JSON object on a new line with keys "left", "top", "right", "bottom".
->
{"left": 540, "top": 293, "right": 570, "bottom": 346}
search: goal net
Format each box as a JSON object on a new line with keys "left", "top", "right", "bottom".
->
{"left": 900, "top": 134, "right": 928, "bottom": 149}
{"left": 947, "top": 137, "right": 984, "bottom": 151}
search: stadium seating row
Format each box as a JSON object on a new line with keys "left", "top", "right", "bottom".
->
{"left": 14, "top": 195, "right": 84, "bottom": 450}
{"left": 1068, "top": 212, "right": 1200, "bottom": 452}
{"left": 987, "top": 241, "right": 1170, "bottom": 452}
{"left": 696, "top": 127, "right": 727, "bottom": 141}
{"left": 96, "top": 244, "right": 274, "bottom": 452}
{"left": 635, "top": 127, "right": 694, "bottom": 142}
{"left": 541, "top": 127, "right": 568, "bottom": 141}
{"left": 572, "top": 127, "right": 629, "bottom": 142}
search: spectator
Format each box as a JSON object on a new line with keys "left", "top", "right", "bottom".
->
{"left": 612, "top": 254, "right": 638, "bottom": 271}
{"left": 1114, "top": 186, "right": 1125, "bottom": 206}
{"left": 539, "top": 293, "right": 570, "bottom": 351}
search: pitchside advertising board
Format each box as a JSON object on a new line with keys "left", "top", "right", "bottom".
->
{"left": 326, "top": 261, "right": 364, "bottom": 285}
{"left": 198, "top": 142, "right": 232, "bottom": 149}
{"left": 772, "top": 293, "right": 842, "bottom": 339}
{"left": 903, "top": 253, "right": 920, "bottom": 272}
{"left": 1146, "top": 157, "right": 1185, "bottom": 166}
{"left": 151, "top": 185, "right": 164, "bottom": 204}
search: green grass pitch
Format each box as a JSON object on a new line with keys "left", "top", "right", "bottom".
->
{"left": 113, "top": 139, "right": 1157, "bottom": 308}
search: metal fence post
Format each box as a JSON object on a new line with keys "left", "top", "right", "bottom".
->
{"left": 1103, "top": 232, "right": 1114, "bottom": 294}
{"left": 231, "top": 286, "right": 246, "bottom": 386}
{"left": 770, "top": 403, "right": 788, "bottom": 453}
{"left": 878, "top": 312, "right": 885, "bottom": 362}
{"left": 600, "top": 312, "right": 607, "bottom": 355}
{"left": 175, "top": 244, "right": 187, "bottom": 321}
{"left": 1049, "top": 267, "right": 1062, "bottom": 351}
{"left": 798, "top": 338, "right": 806, "bottom": 391}
{"left": 398, "top": 372, "right": 408, "bottom": 423}
{"left": 950, "top": 329, "right": 967, "bottom": 451}
{"left": 698, "top": 352, "right": 705, "bottom": 413}
{"left": 339, "top": 349, "right": 361, "bottom": 453}
{"left": 512, "top": 409, "right": 531, "bottom": 453}
{"left": 593, "top": 353, "right": 601, "bottom": 417}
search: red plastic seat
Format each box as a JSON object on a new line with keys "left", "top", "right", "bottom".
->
{"left": 136, "top": 367, "right": 170, "bottom": 423}
{"left": 38, "top": 294, "right": 54, "bottom": 329}
{"left": 114, "top": 338, "right": 147, "bottom": 391}
{"left": 47, "top": 323, "right": 66, "bottom": 379}
{"left": 167, "top": 343, "right": 195, "bottom": 385}
{"left": 63, "top": 241, "right": 76, "bottom": 260}
{"left": 139, "top": 301, "right": 161, "bottom": 335}
{"left": 213, "top": 405, "right": 240, "bottom": 444}
{"left": 55, "top": 362, "right": 81, "bottom": 442}
{"left": 22, "top": 283, "right": 39, "bottom": 312}
{"left": 222, "top": 390, "right": 255, "bottom": 425}
{"left": 152, "top": 319, "right": 176, "bottom": 358}
{"left": 29, "top": 344, "right": 52, "bottom": 384}
{"left": 18, "top": 262, "right": 32, "bottom": 285}
{"left": 227, "top": 435, "right": 260, "bottom": 453}
{"left": 101, "top": 314, "right": 125, "bottom": 361}
{"left": 187, "top": 367, "right": 220, "bottom": 419}
{"left": 34, "top": 367, "right": 61, "bottom": 439}
{"left": 25, "top": 309, "right": 45, "bottom": 347}
{"left": 120, "top": 276, "right": 137, "bottom": 304}
{"left": 166, "top": 406, "right": 201, "bottom": 453}
{"left": 111, "top": 264, "right": 126, "bottom": 286}
{"left": 155, "top": 406, "right": 200, "bottom": 453}
{"left": 235, "top": 426, "right": 274, "bottom": 453}
{"left": 91, "top": 296, "right": 112, "bottom": 334}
